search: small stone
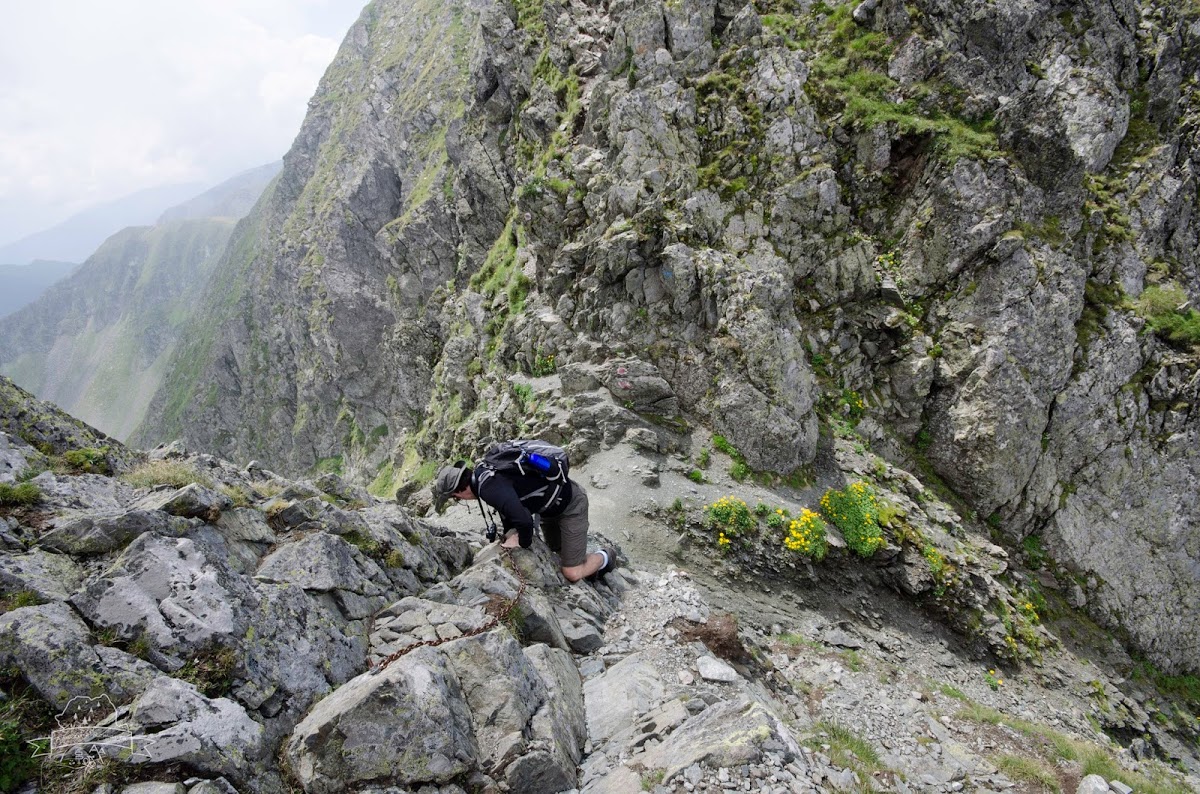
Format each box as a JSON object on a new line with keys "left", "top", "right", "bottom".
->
{"left": 696, "top": 655, "right": 739, "bottom": 683}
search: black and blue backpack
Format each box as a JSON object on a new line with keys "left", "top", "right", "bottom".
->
{"left": 476, "top": 439, "right": 570, "bottom": 513}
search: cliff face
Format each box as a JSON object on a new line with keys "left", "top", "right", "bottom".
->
{"left": 135, "top": 0, "right": 1200, "bottom": 672}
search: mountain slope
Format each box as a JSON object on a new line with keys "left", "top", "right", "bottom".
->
{"left": 157, "top": 161, "right": 283, "bottom": 223}
{"left": 134, "top": 0, "right": 1200, "bottom": 682}
{"left": 0, "top": 220, "right": 236, "bottom": 439}
{"left": 0, "top": 260, "right": 77, "bottom": 318}
{"left": 1, "top": 385, "right": 1196, "bottom": 791}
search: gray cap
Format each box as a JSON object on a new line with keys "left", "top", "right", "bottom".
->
{"left": 432, "top": 463, "right": 469, "bottom": 510}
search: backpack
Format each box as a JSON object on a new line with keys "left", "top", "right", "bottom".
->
{"left": 477, "top": 439, "right": 570, "bottom": 513}
{"left": 479, "top": 439, "right": 570, "bottom": 482}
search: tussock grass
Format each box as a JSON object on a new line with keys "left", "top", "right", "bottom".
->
{"left": 0, "top": 481, "right": 41, "bottom": 507}
{"left": 811, "top": 720, "right": 884, "bottom": 775}
{"left": 120, "top": 460, "right": 213, "bottom": 489}
{"left": 957, "top": 701, "right": 1193, "bottom": 794}
{"left": 994, "top": 754, "right": 1059, "bottom": 790}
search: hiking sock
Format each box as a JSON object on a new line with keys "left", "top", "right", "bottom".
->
{"left": 596, "top": 549, "right": 610, "bottom": 571}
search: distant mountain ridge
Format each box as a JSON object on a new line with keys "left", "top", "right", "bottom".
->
{"left": 157, "top": 161, "right": 282, "bottom": 223}
{"left": 0, "top": 182, "right": 206, "bottom": 266}
{"left": 0, "top": 259, "right": 77, "bottom": 319}
{"left": 0, "top": 164, "right": 280, "bottom": 439}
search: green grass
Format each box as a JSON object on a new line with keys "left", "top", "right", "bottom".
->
{"left": 935, "top": 682, "right": 967, "bottom": 701}
{"left": 119, "top": 460, "right": 213, "bottom": 489}
{"left": 0, "top": 482, "right": 41, "bottom": 507}
{"left": 0, "top": 591, "right": 43, "bottom": 614}
{"left": 1131, "top": 659, "right": 1200, "bottom": 709}
{"left": 958, "top": 700, "right": 1193, "bottom": 794}
{"left": 994, "top": 754, "right": 1059, "bottom": 790}
{"left": 803, "top": 4, "right": 998, "bottom": 162}
{"left": 60, "top": 447, "right": 111, "bottom": 475}
{"left": 1134, "top": 284, "right": 1200, "bottom": 348}
{"left": 811, "top": 720, "right": 884, "bottom": 774}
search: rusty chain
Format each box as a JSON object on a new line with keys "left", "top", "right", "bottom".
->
{"left": 371, "top": 545, "right": 528, "bottom": 674}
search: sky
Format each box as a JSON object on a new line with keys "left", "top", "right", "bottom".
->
{"left": 0, "top": 1, "right": 367, "bottom": 247}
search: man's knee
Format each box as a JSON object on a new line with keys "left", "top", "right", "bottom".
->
{"left": 561, "top": 564, "right": 585, "bottom": 582}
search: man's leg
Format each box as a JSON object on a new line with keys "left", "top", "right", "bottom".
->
{"left": 554, "top": 483, "right": 607, "bottom": 582}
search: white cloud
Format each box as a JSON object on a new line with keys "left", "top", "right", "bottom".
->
{"left": 0, "top": 0, "right": 363, "bottom": 244}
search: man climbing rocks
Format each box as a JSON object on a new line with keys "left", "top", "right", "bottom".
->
{"left": 432, "top": 440, "right": 618, "bottom": 583}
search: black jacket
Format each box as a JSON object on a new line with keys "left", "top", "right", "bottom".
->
{"left": 472, "top": 467, "right": 572, "bottom": 549}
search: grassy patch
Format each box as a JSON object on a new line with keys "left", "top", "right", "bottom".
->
{"left": 804, "top": 4, "right": 998, "bottom": 162}
{"left": 60, "top": 447, "right": 112, "bottom": 475}
{"left": 120, "top": 460, "right": 213, "bottom": 489}
{"left": 935, "top": 682, "right": 967, "bottom": 701}
{"left": 0, "top": 686, "right": 51, "bottom": 791}
{"left": 1131, "top": 659, "right": 1200, "bottom": 710}
{"left": 958, "top": 700, "right": 1193, "bottom": 794}
{"left": 994, "top": 753, "right": 1059, "bottom": 790}
{"left": 0, "top": 590, "right": 44, "bottom": 615}
{"left": 1134, "top": 283, "right": 1200, "bottom": 349}
{"left": 810, "top": 720, "right": 884, "bottom": 775}
{"left": 178, "top": 643, "right": 239, "bottom": 698}
{"left": 217, "top": 485, "right": 252, "bottom": 508}
{"left": 0, "top": 482, "right": 41, "bottom": 507}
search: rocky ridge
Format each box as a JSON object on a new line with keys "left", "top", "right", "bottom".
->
{"left": 125, "top": 0, "right": 1200, "bottom": 680}
{"left": 3, "top": 381, "right": 1198, "bottom": 793}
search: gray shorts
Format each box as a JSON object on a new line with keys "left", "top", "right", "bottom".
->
{"left": 541, "top": 481, "right": 589, "bottom": 568}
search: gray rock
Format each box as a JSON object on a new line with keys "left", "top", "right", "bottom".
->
{"left": 135, "top": 483, "right": 232, "bottom": 521}
{"left": 255, "top": 532, "right": 390, "bottom": 605}
{"left": 636, "top": 696, "right": 801, "bottom": 782}
{"left": 128, "top": 677, "right": 265, "bottom": 782}
{"left": 39, "top": 509, "right": 180, "bottom": 556}
{"left": 0, "top": 432, "right": 38, "bottom": 481}
{"left": 0, "top": 547, "right": 83, "bottom": 601}
{"left": 286, "top": 645, "right": 478, "bottom": 792}
{"left": 72, "top": 532, "right": 244, "bottom": 657}
{"left": 213, "top": 508, "right": 275, "bottom": 544}
{"left": 1076, "top": 775, "right": 1110, "bottom": 794}
{"left": 0, "top": 602, "right": 157, "bottom": 710}
{"left": 696, "top": 655, "right": 740, "bottom": 683}
{"left": 119, "top": 784, "right": 187, "bottom": 794}
{"left": 583, "top": 653, "right": 665, "bottom": 742}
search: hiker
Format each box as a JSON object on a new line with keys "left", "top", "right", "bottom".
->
{"left": 432, "top": 440, "right": 617, "bottom": 583}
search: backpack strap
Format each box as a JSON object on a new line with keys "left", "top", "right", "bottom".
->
{"left": 478, "top": 461, "right": 564, "bottom": 514}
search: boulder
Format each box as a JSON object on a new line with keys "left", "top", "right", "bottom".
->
{"left": 134, "top": 483, "right": 233, "bottom": 521}
{"left": 0, "top": 602, "right": 159, "bottom": 710}
{"left": 583, "top": 653, "right": 666, "bottom": 742}
{"left": 127, "top": 677, "right": 266, "bottom": 782}
{"left": 71, "top": 532, "right": 246, "bottom": 659}
{"left": 286, "top": 645, "right": 478, "bottom": 792}
{"left": 39, "top": 509, "right": 183, "bottom": 556}
{"left": 0, "top": 547, "right": 83, "bottom": 601}
{"left": 635, "top": 696, "right": 802, "bottom": 781}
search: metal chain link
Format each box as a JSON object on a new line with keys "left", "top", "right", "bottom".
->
{"left": 371, "top": 546, "right": 528, "bottom": 673}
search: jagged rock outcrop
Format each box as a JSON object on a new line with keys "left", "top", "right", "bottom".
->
{"left": 127, "top": 0, "right": 1199, "bottom": 676}
{"left": 3, "top": 383, "right": 1199, "bottom": 792}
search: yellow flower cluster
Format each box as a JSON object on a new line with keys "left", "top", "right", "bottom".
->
{"left": 703, "top": 495, "right": 756, "bottom": 536}
{"left": 819, "top": 481, "right": 883, "bottom": 557}
{"left": 783, "top": 508, "right": 828, "bottom": 560}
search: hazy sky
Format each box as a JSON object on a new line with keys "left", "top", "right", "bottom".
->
{"left": 0, "top": 1, "right": 367, "bottom": 246}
